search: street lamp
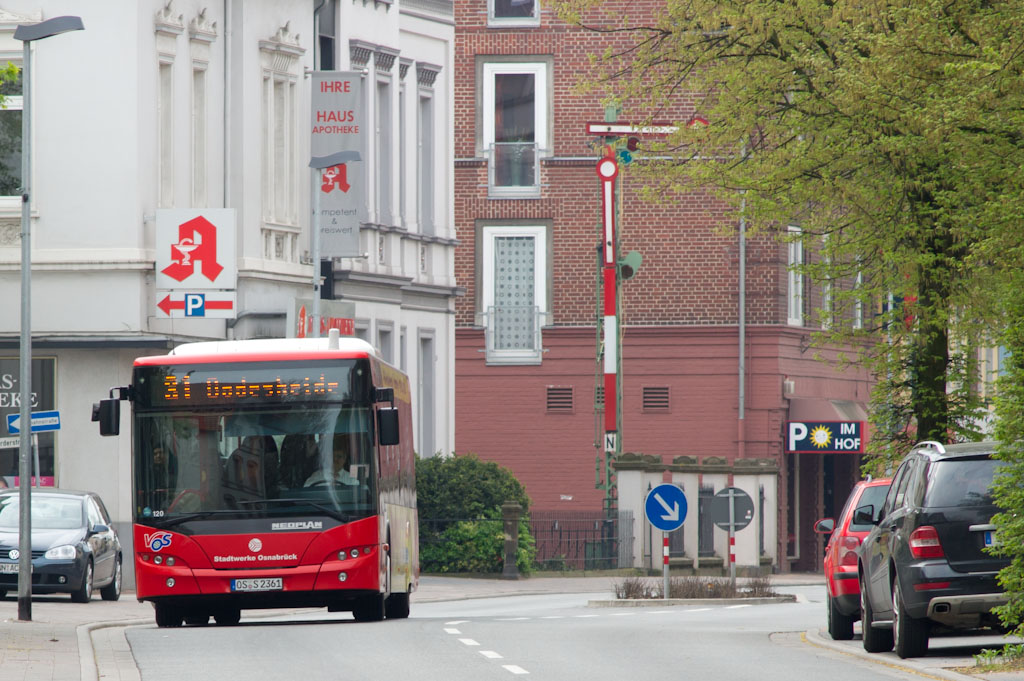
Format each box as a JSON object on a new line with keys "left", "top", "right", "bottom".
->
{"left": 13, "top": 15, "right": 84, "bottom": 623}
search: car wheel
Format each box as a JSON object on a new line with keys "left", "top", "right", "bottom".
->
{"left": 827, "top": 595, "right": 855, "bottom": 640}
{"left": 71, "top": 560, "right": 94, "bottom": 603}
{"left": 893, "top": 578, "right": 929, "bottom": 658}
{"left": 154, "top": 603, "right": 183, "bottom": 628}
{"left": 100, "top": 556, "right": 122, "bottom": 601}
{"left": 860, "top": 574, "right": 894, "bottom": 653}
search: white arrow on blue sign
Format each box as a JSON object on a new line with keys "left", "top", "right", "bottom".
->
{"left": 7, "top": 410, "right": 61, "bottom": 434}
{"left": 644, "top": 483, "right": 688, "bottom": 532}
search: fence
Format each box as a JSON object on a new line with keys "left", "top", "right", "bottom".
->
{"left": 419, "top": 509, "right": 635, "bottom": 573}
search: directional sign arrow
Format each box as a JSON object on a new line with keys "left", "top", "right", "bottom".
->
{"left": 157, "top": 295, "right": 184, "bottom": 315}
{"left": 653, "top": 492, "right": 679, "bottom": 522}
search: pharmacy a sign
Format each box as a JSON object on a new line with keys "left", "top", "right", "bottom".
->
{"left": 786, "top": 421, "right": 864, "bottom": 453}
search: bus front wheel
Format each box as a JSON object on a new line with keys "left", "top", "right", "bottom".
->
{"left": 385, "top": 591, "right": 409, "bottom": 619}
{"left": 154, "top": 603, "right": 183, "bottom": 628}
{"left": 353, "top": 594, "right": 385, "bottom": 622}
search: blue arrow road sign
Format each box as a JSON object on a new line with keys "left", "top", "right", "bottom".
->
{"left": 645, "top": 483, "right": 687, "bottom": 532}
{"left": 7, "top": 410, "right": 61, "bottom": 434}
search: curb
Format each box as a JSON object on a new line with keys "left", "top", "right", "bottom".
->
{"left": 78, "top": 618, "right": 152, "bottom": 681}
{"left": 802, "top": 626, "right": 980, "bottom": 681}
{"left": 588, "top": 595, "right": 797, "bottom": 608}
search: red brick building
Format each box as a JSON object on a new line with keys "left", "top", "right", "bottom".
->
{"left": 452, "top": 0, "right": 872, "bottom": 573}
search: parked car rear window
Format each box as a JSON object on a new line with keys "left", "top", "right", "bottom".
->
{"left": 923, "top": 458, "right": 1004, "bottom": 508}
{"left": 848, "top": 484, "right": 889, "bottom": 531}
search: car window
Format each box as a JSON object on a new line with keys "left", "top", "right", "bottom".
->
{"left": 923, "top": 458, "right": 1004, "bottom": 507}
{"left": 0, "top": 495, "right": 84, "bottom": 530}
{"left": 94, "top": 496, "right": 113, "bottom": 525}
{"left": 892, "top": 459, "right": 915, "bottom": 509}
{"left": 87, "top": 498, "right": 104, "bottom": 528}
{"left": 848, "top": 485, "right": 889, "bottom": 531}
{"left": 883, "top": 461, "right": 909, "bottom": 513}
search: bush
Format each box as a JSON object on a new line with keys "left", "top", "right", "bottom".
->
{"left": 416, "top": 453, "right": 536, "bottom": 574}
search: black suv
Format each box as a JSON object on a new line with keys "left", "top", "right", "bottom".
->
{"left": 856, "top": 441, "right": 1008, "bottom": 658}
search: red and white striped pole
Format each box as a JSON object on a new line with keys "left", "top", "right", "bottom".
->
{"left": 597, "top": 154, "right": 619, "bottom": 453}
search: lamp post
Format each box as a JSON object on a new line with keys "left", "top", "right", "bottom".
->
{"left": 13, "top": 15, "right": 83, "bottom": 623}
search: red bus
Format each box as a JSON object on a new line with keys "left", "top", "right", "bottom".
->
{"left": 93, "top": 332, "right": 418, "bottom": 627}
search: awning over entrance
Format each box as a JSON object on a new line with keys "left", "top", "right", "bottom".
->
{"left": 787, "top": 398, "right": 868, "bottom": 423}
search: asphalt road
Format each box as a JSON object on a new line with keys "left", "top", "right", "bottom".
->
{"left": 121, "top": 584, "right": 1023, "bottom": 681}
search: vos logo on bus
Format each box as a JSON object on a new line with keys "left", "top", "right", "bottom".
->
{"left": 271, "top": 521, "right": 323, "bottom": 531}
{"left": 144, "top": 532, "right": 173, "bottom": 552}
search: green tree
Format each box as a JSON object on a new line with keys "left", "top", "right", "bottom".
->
{"left": 416, "top": 453, "right": 536, "bottom": 574}
{"left": 550, "top": 0, "right": 1024, "bottom": 468}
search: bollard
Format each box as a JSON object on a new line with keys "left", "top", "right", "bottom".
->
{"left": 501, "top": 501, "right": 522, "bottom": 580}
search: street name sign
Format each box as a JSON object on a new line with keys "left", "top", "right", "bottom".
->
{"left": 7, "top": 410, "right": 61, "bottom": 434}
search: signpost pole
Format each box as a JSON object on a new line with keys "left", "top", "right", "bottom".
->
{"left": 32, "top": 433, "right": 39, "bottom": 487}
{"left": 662, "top": 531, "right": 669, "bottom": 600}
{"left": 311, "top": 168, "right": 321, "bottom": 338}
{"left": 728, "top": 488, "right": 736, "bottom": 589}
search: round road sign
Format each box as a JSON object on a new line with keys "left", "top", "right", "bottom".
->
{"left": 710, "top": 487, "right": 754, "bottom": 531}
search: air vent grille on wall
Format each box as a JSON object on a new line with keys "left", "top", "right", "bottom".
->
{"left": 643, "top": 386, "right": 670, "bottom": 412}
{"left": 547, "top": 386, "right": 574, "bottom": 413}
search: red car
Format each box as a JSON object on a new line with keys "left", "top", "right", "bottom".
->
{"left": 814, "top": 477, "right": 892, "bottom": 640}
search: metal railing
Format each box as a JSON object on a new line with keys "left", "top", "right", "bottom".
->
{"left": 483, "top": 305, "right": 543, "bottom": 364}
{"left": 488, "top": 142, "right": 540, "bottom": 196}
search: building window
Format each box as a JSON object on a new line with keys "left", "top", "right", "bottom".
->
{"left": 189, "top": 10, "right": 216, "bottom": 208}
{"left": 482, "top": 62, "right": 547, "bottom": 197}
{"left": 0, "top": 71, "right": 22, "bottom": 199}
{"left": 488, "top": 0, "right": 539, "bottom": 26}
{"left": 482, "top": 224, "right": 548, "bottom": 364}
{"left": 191, "top": 66, "right": 207, "bottom": 206}
{"left": 853, "top": 270, "right": 863, "bottom": 330}
{"left": 377, "top": 323, "right": 394, "bottom": 364}
{"left": 376, "top": 78, "right": 393, "bottom": 226}
{"left": 316, "top": 0, "right": 336, "bottom": 70}
{"left": 418, "top": 93, "right": 434, "bottom": 235}
{"left": 158, "top": 61, "right": 174, "bottom": 208}
{"left": 259, "top": 25, "right": 304, "bottom": 260}
{"left": 787, "top": 226, "right": 803, "bottom": 326}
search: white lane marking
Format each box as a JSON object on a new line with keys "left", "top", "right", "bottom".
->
{"left": 688, "top": 608, "right": 712, "bottom": 612}
{"left": 574, "top": 614, "right": 600, "bottom": 618}
{"left": 726, "top": 604, "right": 751, "bottom": 609}
{"left": 502, "top": 665, "right": 529, "bottom": 675}
{"left": 647, "top": 610, "right": 673, "bottom": 614}
{"left": 540, "top": 616, "right": 565, "bottom": 619}
{"left": 497, "top": 617, "right": 531, "bottom": 621}
{"left": 459, "top": 638, "right": 480, "bottom": 647}
{"left": 446, "top": 620, "right": 469, "bottom": 625}
{"left": 480, "top": 651, "right": 504, "bottom": 659}
{"left": 444, "top": 627, "right": 461, "bottom": 634}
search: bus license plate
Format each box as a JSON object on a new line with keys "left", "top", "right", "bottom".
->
{"left": 985, "top": 531, "right": 998, "bottom": 547}
{"left": 231, "top": 578, "right": 282, "bottom": 592}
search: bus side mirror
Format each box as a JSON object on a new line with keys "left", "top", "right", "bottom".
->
{"left": 377, "top": 407, "right": 399, "bottom": 446}
{"left": 91, "top": 398, "right": 120, "bottom": 436}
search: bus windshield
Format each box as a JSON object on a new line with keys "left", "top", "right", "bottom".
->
{"left": 134, "top": 405, "right": 377, "bottom": 526}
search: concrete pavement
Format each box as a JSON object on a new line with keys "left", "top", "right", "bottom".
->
{"left": 0, "top": 572, "right": 1020, "bottom": 681}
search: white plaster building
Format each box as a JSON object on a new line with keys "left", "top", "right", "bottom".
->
{"left": 0, "top": 0, "right": 458, "bottom": 584}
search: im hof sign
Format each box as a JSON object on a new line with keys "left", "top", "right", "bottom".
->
{"left": 786, "top": 421, "right": 864, "bottom": 454}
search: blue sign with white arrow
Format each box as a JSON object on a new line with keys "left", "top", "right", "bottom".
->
{"left": 7, "top": 409, "right": 61, "bottom": 434}
{"left": 645, "top": 483, "right": 688, "bottom": 532}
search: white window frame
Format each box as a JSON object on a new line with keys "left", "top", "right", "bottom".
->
{"left": 787, "top": 226, "right": 803, "bottom": 326}
{"left": 481, "top": 225, "right": 547, "bottom": 319}
{"left": 487, "top": 0, "right": 540, "bottom": 27}
{"left": 0, "top": 71, "right": 22, "bottom": 212}
{"left": 481, "top": 62, "right": 548, "bottom": 160}
{"left": 853, "top": 270, "right": 864, "bottom": 329}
